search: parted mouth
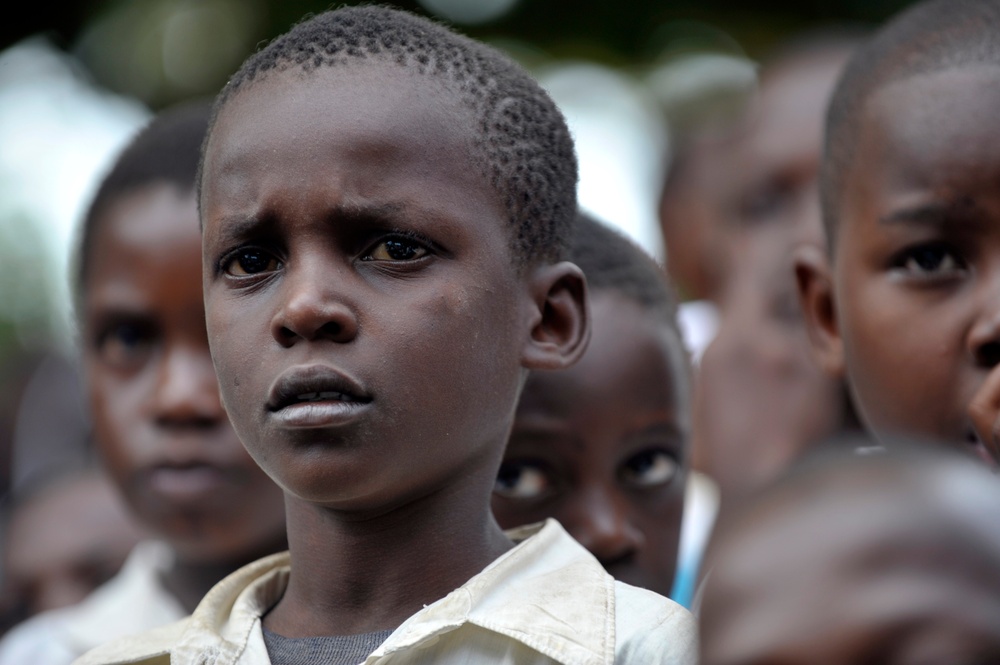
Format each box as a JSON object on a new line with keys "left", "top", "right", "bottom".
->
{"left": 267, "top": 365, "right": 372, "bottom": 412}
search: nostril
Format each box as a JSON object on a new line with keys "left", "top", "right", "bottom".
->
{"left": 319, "top": 321, "right": 343, "bottom": 339}
{"left": 977, "top": 341, "right": 1000, "bottom": 368}
{"left": 276, "top": 326, "right": 298, "bottom": 346}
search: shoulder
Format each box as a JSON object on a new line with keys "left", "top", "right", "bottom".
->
{"left": 72, "top": 619, "right": 186, "bottom": 665}
{"left": 73, "top": 551, "right": 290, "bottom": 665}
{"left": 0, "top": 608, "right": 78, "bottom": 665}
{"left": 0, "top": 542, "right": 185, "bottom": 665}
{"left": 613, "top": 582, "right": 699, "bottom": 664}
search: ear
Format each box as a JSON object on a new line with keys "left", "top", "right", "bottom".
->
{"left": 793, "top": 243, "right": 845, "bottom": 378}
{"left": 520, "top": 261, "right": 591, "bottom": 371}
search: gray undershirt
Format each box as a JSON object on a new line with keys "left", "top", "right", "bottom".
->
{"left": 263, "top": 627, "right": 395, "bottom": 665}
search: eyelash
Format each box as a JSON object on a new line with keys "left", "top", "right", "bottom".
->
{"left": 216, "top": 230, "right": 436, "bottom": 279}
{"left": 619, "top": 448, "right": 680, "bottom": 489}
{"left": 891, "top": 242, "right": 968, "bottom": 280}
{"left": 361, "top": 231, "right": 435, "bottom": 263}
{"left": 219, "top": 246, "right": 282, "bottom": 279}
{"left": 93, "top": 320, "right": 158, "bottom": 368}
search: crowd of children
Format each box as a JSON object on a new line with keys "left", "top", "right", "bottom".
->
{"left": 0, "top": 0, "right": 998, "bottom": 662}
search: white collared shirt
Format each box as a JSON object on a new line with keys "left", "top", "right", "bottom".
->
{"left": 74, "top": 519, "right": 697, "bottom": 665}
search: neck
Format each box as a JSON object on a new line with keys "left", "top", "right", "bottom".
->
{"left": 265, "top": 470, "right": 512, "bottom": 637}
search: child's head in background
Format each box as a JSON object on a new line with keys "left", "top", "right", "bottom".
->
{"left": 493, "top": 211, "right": 690, "bottom": 598}
{"left": 698, "top": 436, "right": 1000, "bottom": 664}
{"left": 797, "top": 0, "right": 1000, "bottom": 466}
{"left": 75, "top": 101, "right": 286, "bottom": 605}
{"left": 0, "top": 467, "right": 145, "bottom": 626}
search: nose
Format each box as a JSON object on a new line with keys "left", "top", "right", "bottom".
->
{"left": 968, "top": 285, "right": 1000, "bottom": 369}
{"left": 568, "top": 486, "right": 644, "bottom": 565}
{"left": 153, "top": 344, "right": 224, "bottom": 429}
{"left": 270, "top": 265, "right": 359, "bottom": 347}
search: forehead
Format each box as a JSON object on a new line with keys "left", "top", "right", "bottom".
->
{"left": 856, "top": 66, "right": 1000, "bottom": 190}
{"left": 82, "top": 184, "right": 203, "bottom": 320}
{"left": 748, "top": 53, "right": 847, "bottom": 154}
{"left": 86, "top": 185, "right": 201, "bottom": 289}
{"left": 519, "top": 294, "right": 688, "bottom": 421}
{"left": 202, "top": 62, "right": 499, "bottom": 224}
{"left": 95, "top": 184, "right": 199, "bottom": 243}
{"left": 702, "top": 469, "right": 1000, "bottom": 662}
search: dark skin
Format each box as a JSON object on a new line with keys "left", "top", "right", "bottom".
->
{"left": 200, "top": 61, "right": 589, "bottom": 637}
{"left": 696, "top": 222, "right": 845, "bottom": 507}
{"left": 797, "top": 65, "right": 1000, "bottom": 467}
{"left": 492, "top": 292, "right": 690, "bottom": 598}
{"left": 81, "top": 184, "right": 288, "bottom": 612}
{"left": 690, "top": 48, "right": 852, "bottom": 505}
{"left": 2, "top": 471, "right": 146, "bottom": 616}
{"left": 699, "top": 449, "right": 1000, "bottom": 665}
{"left": 658, "top": 135, "right": 736, "bottom": 302}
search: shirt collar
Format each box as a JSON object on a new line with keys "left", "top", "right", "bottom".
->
{"left": 371, "top": 519, "right": 615, "bottom": 664}
{"left": 179, "top": 518, "right": 615, "bottom": 665}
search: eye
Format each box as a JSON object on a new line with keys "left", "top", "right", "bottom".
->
{"left": 494, "top": 460, "right": 553, "bottom": 500}
{"left": 898, "top": 244, "right": 966, "bottom": 277}
{"left": 363, "top": 236, "right": 429, "bottom": 262}
{"left": 97, "top": 322, "right": 156, "bottom": 369}
{"left": 223, "top": 248, "right": 281, "bottom": 277}
{"left": 620, "top": 449, "right": 679, "bottom": 489}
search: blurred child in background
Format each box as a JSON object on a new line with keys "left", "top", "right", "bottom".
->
{"left": 492, "top": 210, "right": 697, "bottom": 604}
{"left": 0, "top": 100, "right": 287, "bottom": 664}
{"left": 660, "top": 31, "right": 864, "bottom": 515}
{"left": 796, "top": 0, "right": 1000, "bottom": 466}
{"left": 0, "top": 467, "right": 145, "bottom": 634}
{"left": 698, "top": 436, "right": 1000, "bottom": 664}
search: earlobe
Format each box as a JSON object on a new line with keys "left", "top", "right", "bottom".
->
{"left": 793, "top": 243, "right": 845, "bottom": 378}
{"left": 520, "top": 261, "right": 591, "bottom": 370}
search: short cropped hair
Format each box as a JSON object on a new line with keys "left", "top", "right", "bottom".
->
{"left": 206, "top": 5, "right": 578, "bottom": 267}
{"left": 74, "top": 100, "right": 211, "bottom": 307}
{"left": 822, "top": 0, "right": 1000, "bottom": 251}
{"left": 570, "top": 210, "right": 683, "bottom": 345}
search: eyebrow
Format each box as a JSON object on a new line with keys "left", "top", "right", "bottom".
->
{"left": 879, "top": 198, "right": 978, "bottom": 228}
{"left": 325, "top": 201, "right": 408, "bottom": 229}
{"left": 212, "top": 201, "right": 411, "bottom": 241}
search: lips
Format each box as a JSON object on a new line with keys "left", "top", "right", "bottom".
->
{"left": 147, "top": 463, "right": 228, "bottom": 501}
{"left": 267, "top": 365, "right": 372, "bottom": 428}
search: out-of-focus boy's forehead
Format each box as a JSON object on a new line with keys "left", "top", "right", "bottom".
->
{"left": 821, "top": 0, "right": 1000, "bottom": 253}
{"left": 699, "top": 442, "right": 1000, "bottom": 664}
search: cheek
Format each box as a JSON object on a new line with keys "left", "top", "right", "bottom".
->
{"left": 205, "top": 304, "right": 254, "bottom": 415}
{"left": 395, "top": 284, "right": 521, "bottom": 401}
{"left": 840, "top": 285, "right": 965, "bottom": 436}
{"left": 86, "top": 368, "right": 145, "bottom": 481}
{"left": 636, "top": 484, "right": 686, "bottom": 534}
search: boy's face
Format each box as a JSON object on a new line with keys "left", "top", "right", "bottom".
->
{"left": 201, "top": 63, "right": 536, "bottom": 509}
{"left": 728, "top": 50, "right": 850, "bottom": 234}
{"left": 492, "top": 293, "right": 689, "bottom": 597}
{"left": 811, "top": 66, "right": 1000, "bottom": 463}
{"left": 81, "top": 185, "right": 286, "bottom": 563}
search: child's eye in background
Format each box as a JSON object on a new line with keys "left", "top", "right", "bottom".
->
{"left": 224, "top": 248, "right": 280, "bottom": 276}
{"left": 494, "top": 460, "right": 553, "bottom": 500}
{"left": 363, "top": 237, "right": 429, "bottom": 262}
{"left": 97, "top": 322, "right": 156, "bottom": 369}
{"left": 897, "top": 244, "right": 966, "bottom": 278}
{"left": 620, "top": 449, "right": 679, "bottom": 489}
